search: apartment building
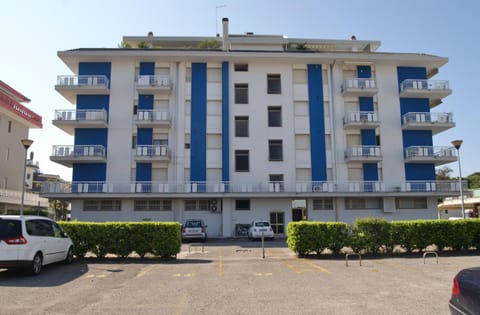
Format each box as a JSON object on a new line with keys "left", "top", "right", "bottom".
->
{"left": 43, "top": 18, "right": 460, "bottom": 237}
{"left": 0, "top": 80, "right": 48, "bottom": 213}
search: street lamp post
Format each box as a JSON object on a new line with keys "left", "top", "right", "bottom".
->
{"left": 451, "top": 140, "right": 465, "bottom": 219}
{"left": 20, "top": 139, "right": 33, "bottom": 216}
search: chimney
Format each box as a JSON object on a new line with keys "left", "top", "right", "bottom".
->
{"left": 222, "top": 17, "right": 229, "bottom": 51}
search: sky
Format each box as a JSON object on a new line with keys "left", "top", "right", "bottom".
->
{"left": 1, "top": 0, "right": 479, "bottom": 181}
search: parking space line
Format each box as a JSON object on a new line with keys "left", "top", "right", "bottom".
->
{"left": 282, "top": 259, "right": 330, "bottom": 274}
{"left": 218, "top": 249, "right": 224, "bottom": 277}
{"left": 254, "top": 272, "right": 273, "bottom": 276}
{"left": 175, "top": 293, "right": 187, "bottom": 315}
{"left": 135, "top": 265, "right": 155, "bottom": 279}
{"left": 300, "top": 259, "right": 331, "bottom": 273}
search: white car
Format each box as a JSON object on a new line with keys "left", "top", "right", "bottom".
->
{"left": 0, "top": 215, "right": 74, "bottom": 275}
{"left": 182, "top": 219, "right": 207, "bottom": 242}
{"left": 248, "top": 221, "right": 274, "bottom": 240}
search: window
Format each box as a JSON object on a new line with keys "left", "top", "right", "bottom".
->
{"left": 234, "top": 63, "right": 248, "bottom": 71}
{"left": 268, "top": 106, "right": 282, "bottom": 127}
{"left": 395, "top": 197, "right": 428, "bottom": 209}
{"left": 313, "top": 199, "right": 334, "bottom": 210}
{"left": 235, "top": 116, "right": 249, "bottom": 137}
{"left": 269, "top": 140, "right": 283, "bottom": 161}
{"left": 267, "top": 74, "right": 281, "bottom": 94}
{"left": 235, "top": 83, "right": 248, "bottom": 104}
{"left": 184, "top": 200, "right": 213, "bottom": 211}
{"left": 185, "top": 200, "right": 197, "bottom": 211}
{"left": 235, "top": 199, "right": 250, "bottom": 210}
{"left": 83, "top": 200, "right": 121, "bottom": 211}
{"left": 133, "top": 105, "right": 138, "bottom": 115}
{"left": 235, "top": 150, "right": 249, "bottom": 172}
{"left": 134, "top": 199, "right": 172, "bottom": 211}
{"left": 345, "top": 198, "right": 382, "bottom": 210}
{"left": 132, "top": 136, "right": 137, "bottom": 149}
{"left": 8, "top": 120, "right": 12, "bottom": 133}
{"left": 153, "top": 139, "right": 168, "bottom": 146}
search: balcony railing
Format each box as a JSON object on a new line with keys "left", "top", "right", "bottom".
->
{"left": 402, "top": 112, "right": 454, "bottom": 134}
{"left": 53, "top": 109, "right": 108, "bottom": 135}
{"left": 134, "top": 145, "right": 169, "bottom": 159}
{"left": 40, "top": 180, "right": 464, "bottom": 194}
{"left": 56, "top": 75, "right": 109, "bottom": 88}
{"left": 55, "top": 75, "right": 110, "bottom": 103}
{"left": 50, "top": 145, "right": 106, "bottom": 167}
{"left": 345, "top": 145, "right": 382, "bottom": 162}
{"left": 0, "top": 188, "right": 50, "bottom": 207}
{"left": 341, "top": 78, "right": 378, "bottom": 96}
{"left": 136, "top": 75, "right": 171, "bottom": 94}
{"left": 404, "top": 146, "right": 457, "bottom": 166}
{"left": 399, "top": 79, "right": 451, "bottom": 107}
{"left": 343, "top": 111, "right": 379, "bottom": 129}
{"left": 135, "top": 110, "right": 170, "bottom": 127}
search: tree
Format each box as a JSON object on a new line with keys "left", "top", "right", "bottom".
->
{"left": 199, "top": 39, "right": 220, "bottom": 49}
{"left": 436, "top": 166, "right": 453, "bottom": 180}
{"left": 50, "top": 199, "right": 69, "bottom": 221}
{"left": 467, "top": 172, "right": 480, "bottom": 189}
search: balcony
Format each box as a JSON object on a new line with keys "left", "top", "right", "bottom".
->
{"left": 50, "top": 145, "right": 107, "bottom": 167}
{"left": 345, "top": 145, "right": 382, "bottom": 163}
{"left": 402, "top": 112, "right": 454, "bottom": 135}
{"left": 135, "top": 110, "right": 171, "bottom": 128}
{"left": 343, "top": 111, "right": 380, "bottom": 129}
{"left": 399, "top": 79, "right": 451, "bottom": 107}
{"left": 341, "top": 78, "right": 378, "bottom": 97}
{"left": 404, "top": 146, "right": 457, "bottom": 165}
{"left": 0, "top": 188, "right": 50, "bottom": 208}
{"left": 53, "top": 109, "right": 108, "bottom": 135}
{"left": 40, "top": 179, "right": 465, "bottom": 196}
{"left": 55, "top": 75, "right": 110, "bottom": 103}
{"left": 134, "top": 145, "right": 170, "bottom": 162}
{"left": 136, "top": 75, "right": 171, "bottom": 95}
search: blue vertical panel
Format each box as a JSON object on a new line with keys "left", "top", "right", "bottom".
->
{"left": 359, "top": 97, "right": 374, "bottom": 112}
{"left": 74, "top": 128, "right": 108, "bottom": 146}
{"left": 222, "top": 62, "right": 229, "bottom": 183}
{"left": 363, "top": 163, "right": 378, "bottom": 181}
{"left": 137, "top": 128, "right": 153, "bottom": 145}
{"left": 400, "top": 98, "right": 430, "bottom": 116}
{"left": 138, "top": 95, "right": 154, "bottom": 110}
{"left": 72, "top": 164, "right": 106, "bottom": 182}
{"left": 78, "top": 62, "right": 111, "bottom": 82}
{"left": 361, "top": 130, "right": 376, "bottom": 146}
{"left": 190, "top": 63, "right": 207, "bottom": 182}
{"left": 136, "top": 163, "right": 152, "bottom": 181}
{"left": 357, "top": 66, "right": 371, "bottom": 78}
{"left": 402, "top": 130, "right": 433, "bottom": 147}
{"left": 307, "top": 64, "right": 327, "bottom": 181}
{"left": 405, "top": 164, "right": 436, "bottom": 180}
{"left": 397, "top": 66, "right": 427, "bottom": 87}
{"left": 139, "top": 62, "right": 155, "bottom": 76}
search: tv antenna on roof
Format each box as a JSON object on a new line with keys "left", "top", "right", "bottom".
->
{"left": 216, "top": 5, "right": 226, "bottom": 35}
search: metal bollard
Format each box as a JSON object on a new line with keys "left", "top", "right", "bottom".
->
{"left": 422, "top": 251, "right": 438, "bottom": 264}
{"left": 345, "top": 253, "right": 362, "bottom": 267}
{"left": 261, "top": 232, "right": 265, "bottom": 259}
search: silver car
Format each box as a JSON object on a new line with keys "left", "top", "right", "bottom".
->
{"left": 182, "top": 219, "right": 207, "bottom": 242}
{"left": 0, "top": 215, "right": 74, "bottom": 275}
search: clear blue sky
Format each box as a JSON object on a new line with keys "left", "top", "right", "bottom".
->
{"left": 1, "top": 0, "right": 478, "bottom": 181}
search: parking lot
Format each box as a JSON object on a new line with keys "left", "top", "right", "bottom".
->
{"left": 0, "top": 238, "right": 477, "bottom": 315}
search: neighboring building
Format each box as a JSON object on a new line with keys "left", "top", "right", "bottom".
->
{"left": 438, "top": 189, "right": 480, "bottom": 219}
{"left": 0, "top": 80, "right": 48, "bottom": 213}
{"left": 43, "top": 18, "right": 462, "bottom": 237}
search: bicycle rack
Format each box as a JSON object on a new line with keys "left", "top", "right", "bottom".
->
{"left": 422, "top": 251, "right": 438, "bottom": 264}
{"left": 345, "top": 253, "right": 362, "bottom": 266}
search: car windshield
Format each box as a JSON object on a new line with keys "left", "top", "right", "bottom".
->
{"left": 185, "top": 221, "right": 202, "bottom": 228}
{"left": 0, "top": 219, "right": 22, "bottom": 240}
{"left": 255, "top": 222, "right": 270, "bottom": 227}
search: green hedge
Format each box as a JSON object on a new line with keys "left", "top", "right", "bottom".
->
{"left": 287, "top": 218, "right": 480, "bottom": 256}
{"left": 59, "top": 221, "right": 181, "bottom": 258}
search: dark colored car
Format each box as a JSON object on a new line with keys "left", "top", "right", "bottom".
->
{"left": 449, "top": 267, "right": 480, "bottom": 315}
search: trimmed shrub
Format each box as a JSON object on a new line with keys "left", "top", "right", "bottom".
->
{"left": 353, "top": 218, "right": 391, "bottom": 253}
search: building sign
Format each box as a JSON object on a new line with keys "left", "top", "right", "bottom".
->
{"left": 0, "top": 92, "right": 42, "bottom": 128}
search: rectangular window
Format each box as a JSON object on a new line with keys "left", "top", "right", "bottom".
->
{"left": 268, "top": 106, "right": 282, "bottom": 127}
{"left": 269, "top": 140, "right": 283, "bottom": 161}
{"left": 132, "top": 136, "right": 137, "bottom": 149}
{"left": 235, "top": 83, "right": 248, "bottom": 104}
{"left": 184, "top": 200, "right": 212, "bottom": 211}
{"left": 235, "top": 150, "right": 249, "bottom": 172}
{"left": 235, "top": 116, "right": 249, "bottom": 137}
{"left": 313, "top": 199, "right": 334, "bottom": 210}
{"left": 395, "top": 197, "right": 428, "bottom": 209}
{"left": 234, "top": 63, "right": 248, "bottom": 71}
{"left": 235, "top": 199, "right": 251, "bottom": 210}
{"left": 84, "top": 200, "right": 121, "bottom": 211}
{"left": 185, "top": 200, "right": 197, "bottom": 211}
{"left": 134, "top": 199, "right": 172, "bottom": 211}
{"left": 267, "top": 74, "right": 281, "bottom": 94}
{"left": 345, "top": 198, "right": 382, "bottom": 210}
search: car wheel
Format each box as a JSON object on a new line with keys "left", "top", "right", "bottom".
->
{"left": 30, "top": 253, "right": 43, "bottom": 276}
{"left": 64, "top": 246, "right": 74, "bottom": 264}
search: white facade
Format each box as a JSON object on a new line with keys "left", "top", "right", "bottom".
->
{"left": 44, "top": 19, "right": 461, "bottom": 236}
